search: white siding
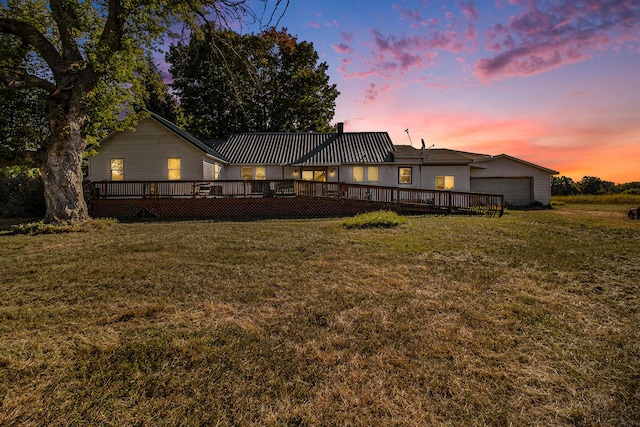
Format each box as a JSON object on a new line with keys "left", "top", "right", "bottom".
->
{"left": 470, "top": 157, "right": 553, "bottom": 205}
{"left": 89, "top": 118, "right": 209, "bottom": 181}
{"left": 420, "top": 165, "right": 470, "bottom": 192}
{"left": 367, "top": 165, "right": 401, "bottom": 187}
{"left": 375, "top": 165, "right": 421, "bottom": 188}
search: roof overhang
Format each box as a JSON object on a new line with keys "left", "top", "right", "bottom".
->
{"left": 474, "top": 154, "right": 559, "bottom": 175}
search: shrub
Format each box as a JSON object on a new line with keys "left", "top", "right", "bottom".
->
{"left": 343, "top": 210, "right": 408, "bottom": 229}
{"left": 10, "top": 218, "right": 118, "bottom": 235}
{"left": 0, "top": 167, "right": 45, "bottom": 218}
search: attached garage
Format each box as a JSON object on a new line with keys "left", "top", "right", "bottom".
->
{"left": 471, "top": 177, "right": 534, "bottom": 207}
{"left": 470, "top": 155, "right": 558, "bottom": 207}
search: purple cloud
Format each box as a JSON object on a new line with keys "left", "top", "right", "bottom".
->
{"left": 333, "top": 3, "right": 481, "bottom": 97}
{"left": 364, "top": 82, "right": 391, "bottom": 101}
{"left": 365, "top": 28, "right": 467, "bottom": 74}
{"left": 393, "top": 5, "right": 428, "bottom": 27}
{"left": 458, "top": 1, "right": 479, "bottom": 21}
{"left": 341, "top": 32, "right": 354, "bottom": 42}
{"left": 475, "top": 0, "right": 640, "bottom": 80}
{"left": 332, "top": 43, "right": 355, "bottom": 55}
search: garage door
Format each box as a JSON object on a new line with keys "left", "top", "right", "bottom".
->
{"left": 470, "top": 177, "right": 533, "bottom": 207}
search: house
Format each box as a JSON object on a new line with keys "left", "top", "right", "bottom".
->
{"left": 88, "top": 113, "right": 558, "bottom": 206}
{"left": 389, "top": 145, "right": 558, "bottom": 206}
{"left": 88, "top": 113, "right": 226, "bottom": 182}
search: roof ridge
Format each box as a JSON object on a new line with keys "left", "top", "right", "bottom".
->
{"left": 146, "top": 111, "right": 228, "bottom": 162}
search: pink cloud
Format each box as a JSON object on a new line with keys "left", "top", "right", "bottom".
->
{"left": 475, "top": 0, "right": 640, "bottom": 80}
{"left": 364, "top": 83, "right": 392, "bottom": 101}
{"left": 393, "top": 5, "right": 427, "bottom": 27}
{"left": 309, "top": 21, "right": 320, "bottom": 29}
{"left": 475, "top": 40, "right": 594, "bottom": 80}
{"left": 361, "top": 28, "right": 467, "bottom": 77}
{"left": 458, "top": 1, "right": 479, "bottom": 21}
{"left": 465, "top": 24, "right": 478, "bottom": 43}
{"left": 332, "top": 4, "right": 482, "bottom": 99}
{"left": 332, "top": 43, "right": 355, "bottom": 55}
{"left": 341, "top": 32, "right": 354, "bottom": 42}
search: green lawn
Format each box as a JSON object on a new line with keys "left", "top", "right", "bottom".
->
{"left": 1, "top": 205, "right": 639, "bottom": 426}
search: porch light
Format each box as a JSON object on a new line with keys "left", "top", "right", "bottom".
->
{"left": 329, "top": 168, "right": 336, "bottom": 176}
{"left": 293, "top": 168, "right": 299, "bottom": 175}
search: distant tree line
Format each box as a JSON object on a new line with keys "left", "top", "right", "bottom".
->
{"left": 552, "top": 176, "right": 640, "bottom": 196}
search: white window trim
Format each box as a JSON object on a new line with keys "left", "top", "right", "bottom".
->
{"left": 399, "top": 167, "right": 412, "bottom": 184}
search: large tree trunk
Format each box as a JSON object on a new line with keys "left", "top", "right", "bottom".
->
{"left": 40, "top": 101, "right": 89, "bottom": 224}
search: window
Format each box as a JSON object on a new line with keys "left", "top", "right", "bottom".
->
{"left": 353, "top": 166, "right": 364, "bottom": 183}
{"left": 241, "top": 166, "right": 266, "bottom": 180}
{"left": 110, "top": 158, "right": 124, "bottom": 181}
{"left": 214, "top": 163, "right": 220, "bottom": 180}
{"left": 255, "top": 166, "right": 266, "bottom": 180}
{"left": 367, "top": 166, "right": 379, "bottom": 182}
{"left": 242, "top": 167, "right": 253, "bottom": 180}
{"left": 301, "top": 168, "right": 327, "bottom": 181}
{"left": 436, "top": 176, "right": 455, "bottom": 190}
{"left": 168, "top": 158, "right": 181, "bottom": 180}
{"left": 399, "top": 167, "right": 412, "bottom": 184}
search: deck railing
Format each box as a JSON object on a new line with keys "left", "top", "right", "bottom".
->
{"left": 89, "top": 179, "right": 504, "bottom": 216}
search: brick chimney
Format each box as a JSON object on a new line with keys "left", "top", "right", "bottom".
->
{"left": 337, "top": 122, "right": 344, "bottom": 134}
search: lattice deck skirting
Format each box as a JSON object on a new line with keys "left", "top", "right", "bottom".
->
{"left": 90, "top": 197, "right": 401, "bottom": 220}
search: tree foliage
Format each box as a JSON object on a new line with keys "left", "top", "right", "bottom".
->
{"left": 0, "top": 0, "right": 289, "bottom": 223}
{"left": 612, "top": 181, "right": 640, "bottom": 195}
{"left": 0, "top": 84, "right": 49, "bottom": 166}
{"left": 579, "top": 176, "right": 616, "bottom": 195}
{"left": 551, "top": 175, "right": 581, "bottom": 196}
{"left": 552, "top": 175, "right": 638, "bottom": 196}
{"left": 168, "top": 26, "right": 340, "bottom": 140}
{"left": 0, "top": 166, "right": 45, "bottom": 218}
{"left": 138, "top": 54, "right": 182, "bottom": 125}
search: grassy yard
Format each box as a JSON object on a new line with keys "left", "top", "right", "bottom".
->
{"left": 1, "top": 205, "right": 639, "bottom": 426}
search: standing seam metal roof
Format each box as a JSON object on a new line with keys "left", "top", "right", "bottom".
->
{"left": 208, "top": 132, "right": 395, "bottom": 165}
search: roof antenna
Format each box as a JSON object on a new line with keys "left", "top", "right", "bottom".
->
{"left": 405, "top": 128, "right": 413, "bottom": 145}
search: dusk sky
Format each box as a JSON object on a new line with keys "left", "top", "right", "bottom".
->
{"left": 251, "top": 0, "right": 640, "bottom": 184}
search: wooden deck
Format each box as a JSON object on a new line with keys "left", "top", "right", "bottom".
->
{"left": 88, "top": 179, "right": 504, "bottom": 219}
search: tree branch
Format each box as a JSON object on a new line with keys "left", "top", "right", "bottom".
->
{"left": 97, "top": 0, "right": 126, "bottom": 58}
{"left": 49, "top": 0, "right": 84, "bottom": 63}
{"left": 0, "top": 150, "right": 43, "bottom": 168}
{"left": 0, "top": 18, "right": 66, "bottom": 80}
{"left": 2, "top": 68, "right": 56, "bottom": 93}
{"left": 80, "top": 0, "right": 128, "bottom": 90}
